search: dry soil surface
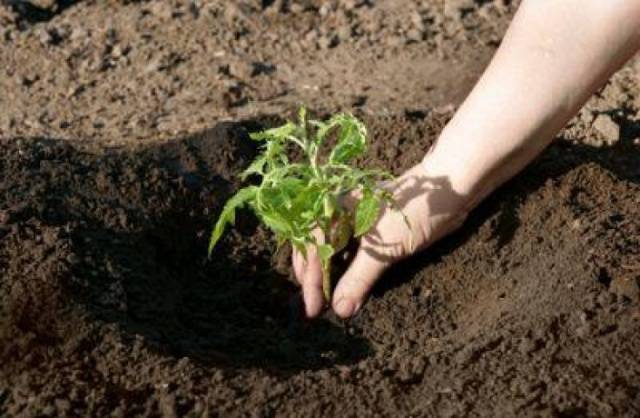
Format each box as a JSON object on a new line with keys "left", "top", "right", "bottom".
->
{"left": 1, "top": 1, "right": 640, "bottom": 417}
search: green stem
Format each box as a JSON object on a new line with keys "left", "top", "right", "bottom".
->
{"left": 287, "top": 135, "right": 307, "bottom": 152}
{"left": 309, "top": 144, "right": 322, "bottom": 179}
{"left": 319, "top": 223, "right": 332, "bottom": 303}
{"left": 322, "top": 261, "right": 331, "bottom": 303}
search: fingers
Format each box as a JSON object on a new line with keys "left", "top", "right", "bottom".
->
{"left": 295, "top": 243, "right": 387, "bottom": 319}
{"left": 291, "top": 175, "right": 413, "bottom": 319}
{"left": 301, "top": 253, "right": 325, "bottom": 318}
{"left": 291, "top": 247, "right": 325, "bottom": 318}
{"left": 331, "top": 247, "right": 388, "bottom": 318}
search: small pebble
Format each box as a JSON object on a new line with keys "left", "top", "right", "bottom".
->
{"left": 590, "top": 114, "right": 620, "bottom": 147}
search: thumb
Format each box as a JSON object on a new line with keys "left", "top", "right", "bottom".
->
{"left": 331, "top": 246, "right": 388, "bottom": 318}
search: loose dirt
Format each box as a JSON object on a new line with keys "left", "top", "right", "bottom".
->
{"left": 1, "top": 1, "right": 640, "bottom": 417}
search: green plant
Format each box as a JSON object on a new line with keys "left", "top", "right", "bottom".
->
{"left": 209, "top": 108, "right": 409, "bottom": 302}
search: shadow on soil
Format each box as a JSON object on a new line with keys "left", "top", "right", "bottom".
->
{"left": 0, "top": 118, "right": 370, "bottom": 375}
{"left": 372, "top": 114, "right": 640, "bottom": 297}
{"left": 2, "top": 0, "right": 81, "bottom": 24}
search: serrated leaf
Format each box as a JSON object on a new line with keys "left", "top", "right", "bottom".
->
{"left": 354, "top": 190, "right": 381, "bottom": 237}
{"left": 264, "top": 140, "right": 287, "bottom": 165}
{"left": 323, "top": 194, "right": 336, "bottom": 218}
{"left": 331, "top": 213, "right": 352, "bottom": 253}
{"left": 241, "top": 155, "right": 267, "bottom": 179}
{"left": 259, "top": 178, "right": 308, "bottom": 220}
{"left": 329, "top": 115, "right": 367, "bottom": 164}
{"left": 310, "top": 118, "right": 337, "bottom": 146}
{"left": 256, "top": 188, "right": 298, "bottom": 236}
{"left": 249, "top": 122, "right": 296, "bottom": 141}
{"left": 260, "top": 211, "right": 294, "bottom": 236}
{"left": 290, "top": 184, "right": 322, "bottom": 220}
{"left": 275, "top": 178, "right": 305, "bottom": 209}
{"left": 209, "top": 186, "right": 258, "bottom": 255}
{"left": 317, "top": 244, "right": 335, "bottom": 265}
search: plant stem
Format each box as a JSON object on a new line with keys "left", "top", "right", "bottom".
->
{"left": 322, "top": 262, "right": 331, "bottom": 303}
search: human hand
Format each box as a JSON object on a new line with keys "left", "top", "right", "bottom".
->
{"left": 294, "top": 0, "right": 640, "bottom": 320}
{"left": 292, "top": 156, "right": 473, "bottom": 319}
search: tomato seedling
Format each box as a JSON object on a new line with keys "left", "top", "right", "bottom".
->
{"left": 209, "top": 108, "right": 409, "bottom": 302}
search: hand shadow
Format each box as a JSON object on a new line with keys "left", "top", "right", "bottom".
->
{"left": 358, "top": 114, "right": 640, "bottom": 299}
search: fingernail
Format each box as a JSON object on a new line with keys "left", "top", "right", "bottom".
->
{"left": 334, "top": 298, "right": 355, "bottom": 318}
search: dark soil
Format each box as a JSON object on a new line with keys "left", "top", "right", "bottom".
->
{"left": 2, "top": 0, "right": 640, "bottom": 417}
{"left": 1, "top": 110, "right": 639, "bottom": 417}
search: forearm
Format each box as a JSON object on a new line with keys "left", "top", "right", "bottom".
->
{"left": 424, "top": 0, "right": 640, "bottom": 209}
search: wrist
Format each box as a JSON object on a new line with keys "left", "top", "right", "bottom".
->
{"left": 421, "top": 127, "right": 495, "bottom": 214}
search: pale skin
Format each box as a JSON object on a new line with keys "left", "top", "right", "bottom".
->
{"left": 293, "top": 0, "right": 640, "bottom": 319}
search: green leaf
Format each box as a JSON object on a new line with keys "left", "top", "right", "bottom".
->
{"left": 323, "top": 194, "right": 336, "bottom": 218}
{"left": 317, "top": 244, "right": 335, "bottom": 265}
{"left": 250, "top": 122, "right": 296, "bottom": 141}
{"left": 290, "top": 184, "right": 322, "bottom": 221}
{"left": 259, "top": 211, "right": 294, "bottom": 236}
{"left": 209, "top": 186, "right": 258, "bottom": 255}
{"left": 255, "top": 188, "right": 298, "bottom": 236}
{"left": 310, "top": 118, "right": 336, "bottom": 146}
{"left": 331, "top": 213, "right": 352, "bottom": 253}
{"left": 329, "top": 115, "right": 367, "bottom": 164}
{"left": 241, "top": 155, "right": 267, "bottom": 179}
{"left": 259, "top": 178, "right": 306, "bottom": 217}
{"left": 264, "top": 140, "right": 287, "bottom": 165}
{"left": 354, "top": 190, "right": 381, "bottom": 237}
